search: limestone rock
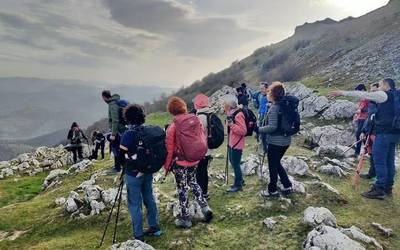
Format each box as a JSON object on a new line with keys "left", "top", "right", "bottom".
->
{"left": 55, "top": 197, "right": 66, "bottom": 206}
{"left": 64, "top": 198, "right": 78, "bottom": 213}
{"left": 322, "top": 100, "right": 357, "bottom": 120}
{"left": 111, "top": 240, "right": 155, "bottom": 250}
{"left": 241, "top": 154, "right": 259, "bottom": 176}
{"left": 302, "top": 206, "right": 337, "bottom": 227}
{"left": 0, "top": 161, "right": 11, "bottom": 169}
{"left": 1, "top": 168, "right": 14, "bottom": 178}
{"left": 319, "top": 164, "right": 348, "bottom": 178}
{"left": 101, "top": 188, "right": 119, "bottom": 205}
{"left": 371, "top": 223, "right": 393, "bottom": 237}
{"left": 263, "top": 215, "right": 287, "bottom": 230}
{"left": 281, "top": 156, "right": 309, "bottom": 176}
{"left": 305, "top": 181, "right": 340, "bottom": 195}
{"left": 42, "top": 169, "right": 69, "bottom": 190}
{"left": 340, "top": 226, "right": 382, "bottom": 250}
{"left": 309, "top": 125, "right": 354, "bottom": 148}
{"left": 67, "top": 159, "right": 92, "bottom": 173}
{"left": 84, "top": 185, "right": 102, "bottom": 202}
{"left": 300, "top": 95, "right": 330, "bottom": 118}
{"left": 209, "top": 85, "right": 236, "bottom": 113}
{"left": 17, "top": 153, "right": 30, "bottom": 163}
{"left": 90, "top": 200, "right": 105, "bottom": 215}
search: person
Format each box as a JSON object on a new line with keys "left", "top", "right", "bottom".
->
{"left": 256, "top": 82, "right": 293, "bottom": 198}
{"left": 360, "top": 83, "right": 379, "bottom": 180}
{"left": 329, "top": 78, "right": 399, "bottom": 199}
{"left": 353, "top": 84, "right": 369, "bottom": 156}
{"left": 102, "top": 90, "right": 127, "bottom": 173}
{"left": 67, "top": 122, "right": 87, "bottom": 163}
{"left": 164, "top": 97, "right": 213, "bottom": 228}
{"left": 90, "top": 131, "right": 105, "bottom": 160}
{"left": 258, "top": 82, "right": 270, "bottom": 127}
{"left": 236, "top": 87, "right": 249, "bottom": 107}
{"left": 193, "top": 93, "right": 213, "bottom": 200}
{"left": 119, "top": 104, "right": 161, "bottom": 242}
{"left": 224, "top": 94, "right": 247, "bottom": 192}
{"left": 241, "top": 82, "right": 251, "bottom": 100}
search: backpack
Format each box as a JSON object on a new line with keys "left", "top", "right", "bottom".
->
{"left": 116, "top": 99, "right": 129, "bottom": 126}
{"left": 232, "top": 107, "right": 257, "bottom": 137}
{"left": 276, "top": 95, "right": 301, "bottom": 136}
{"left": 71, "top": 129, "right": 82, "bottom": 144}
{"left": 198, "top": 112, "right": 224, "bottom": 149}
{"left": 174, "top": 114, "right": 208, "bottom": 162}
{"left": 125, "top": 125, "right": 167, "bottom": 174}
{"left": 391, "top": 89, "right": 400, "bottom": 130}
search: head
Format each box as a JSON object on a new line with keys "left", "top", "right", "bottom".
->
{"left": 193, "top": 93, "right": 209, "bottom": 110}
{"left": 370, "top": 83, "right": 379, "bottom": 92}
{"left": 123, "top": 104, "right": 145, "bottom": 125}
{"left": 92, "top": 130, "right": 98, "bottom": 137}
{"left": 167, "top": 96, "right": 188, "bottom": 116}
{"left": 71, "top": 122, "right": 79, "bottom": 129}
{"left": 268, "top": 81, "right": 285, "bottom": 103}
{"left": 236, "top": 87, "right": 243, "bottom": 95}
{"left": 355, "top": 84, "right": 367, "bottom": 91}
{"left": 260, "top": 82, "right": 270, "bottom": 96}
{"left": 101, "top": 90, "right": 112, "bottom": 103}
{"left": 378, "top": 78, "right": 396, "bottom": 91}
{"left": 241, "top": 83, "right": 247, "bottom": 89}
{"left": 223, "top": 94, "right": 238, "bottom": 112}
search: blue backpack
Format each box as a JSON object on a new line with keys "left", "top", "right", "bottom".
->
{"left": 116, "top": 99, "right": 129, "bottom": 126}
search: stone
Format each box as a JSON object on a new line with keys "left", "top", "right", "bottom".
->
{"left": 371, "top": 223, "right": 393, "bottom": 237}
{"left": 40, "top": 159, "right": 54, "bottom": 167}
{"left": 241, "top": 154, "right": 259, "bottom": 176}
{"left": 285, "top": 82, "right": 314, "bottom": 100}
{"left": 322, "top": 157, "right": 353, "bottom": 171}
{"left": 340, "top": 226, "right": 382, "bottom": 250}
{"left": 1, "top": 168, "right": 14, "bottom": 177}
{"left": 278, "top": 175, "right": 306, "bottom": 194}
{"left": 90, "top": 200, "right": 105, "bottom": 215}
{"left": 17, "top": 162, "right": 30, "bottom": 172}
{"left": 322, "top": 100, "right": 358, "bottom": 120}
{"left": 0, "top": 161, "right": 11, "bottom": 169}
{"left": 209, "top": 85, "right": 237, "bottom": 113}
{"left": 101, "top": 188, "right": 119, "bottom": 205}
{"left": 64, "top": 198, "right": 78, "bottom": 213}
{"left": 317, "top": 145, "right": 355, "bottom": 159}
{"left": 300, "top": 95, "right": 330, "bottom": 118}
{"left": 42, "top": 169, "right": 69, "bottom": 189}
{"left": 84, "top": 185, "right": 102, "bottom": 202}
{"left": 55, "top": 197, "right": 66, "bottom": 206}
{"left": 262, "top": 215, "right": 287, "bottom": 230}
{"left": 281, "top": 156, "right": 309, "bottom": 176}
{"left": 111, "top": 240, "right": 155, "bottom": 250}
{"left": 303, "top": 226, "right": 365, "bottom": 250}
{"left": 305, "top": 181, "right": 340, "bottom": 195}
{"left": 309, "top": 126, "right": 354, "bottom": 148}
{"left": 319, "top": 164, "right": 348, "bottom": 178}
{"left": 67, "top": 159, "right": 92, "bottom": 173}
{"left": 302, "top": 206, "right": 337, "bottom": 227}
{"left": 17, "top": 153, "right": 30, "bottom": 163}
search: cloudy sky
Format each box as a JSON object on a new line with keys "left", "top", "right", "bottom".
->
{"left": 0, "top": 0, "right": 389, "bottom": 87}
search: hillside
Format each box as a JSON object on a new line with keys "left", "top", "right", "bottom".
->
{"left": 150, "top": 0, "right": 400, "bottom": 112}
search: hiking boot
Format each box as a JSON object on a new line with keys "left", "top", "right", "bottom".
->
{"left": 360, "top": 173, "right": 374, "bottom": 180}
{"left": 135, "top": 236, "right": 145, "bottom": 242}
{"left": 361, "top": 186, "right": 386, "bottom": 200}
{"left": 226, "top": 186, "right": 242, "bottom": 193}
{"left": 241, "top": 180, "right": 246, "bottom": 187}
{"left": 175, "top": 219, "right": 192, "bottom": 229}
{"left": 260, "top": 190, "right": 280, "bottom": 199}
{"left": 384, "top": 186, "right": 393, "bottom": 196}
{"left": 143, "top": 226, "right": 162, "bottom": 237}
{"left": 281, "top": 187, "right": 293, "bottom": 196}
{"left": 201, "top": 206, "right": 213, "bottom": 223}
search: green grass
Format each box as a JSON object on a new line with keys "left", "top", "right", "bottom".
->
{"left": 0, "top": 112, "right": 399, "bottom": 249}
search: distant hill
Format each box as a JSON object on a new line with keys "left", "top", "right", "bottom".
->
{"left": 150, "top": 0, "right": 400, "bottom": 111}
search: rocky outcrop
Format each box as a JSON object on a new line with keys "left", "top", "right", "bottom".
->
{"left": 321, "top": 100, "right": 357, "bottom": 120}
{"left": 308, "top": 125, "right": 354, "bottom": 148}
{"left": 111, "top": 240, "right": 155, "bottom": 250}
{"left": 241, "top": 154, "right": 259, "bottom": 176}
{"left": 209, "top": 85, "right": 236, "bottom": 113}
{"left": 281, "top": 156, "right": 309, "bottom": 176}
{"left": 316, "top": 145, "right": 355, "bottom": 159}
{"left": 302, "top": 206, "right": 337, "bottom": 228}
{"left": 166, "top": 201, "right": 205, "bottom": 221}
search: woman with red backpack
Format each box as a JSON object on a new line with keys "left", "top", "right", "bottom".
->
{"left": 164, "top": 96, "right": 213, "bottom": 229}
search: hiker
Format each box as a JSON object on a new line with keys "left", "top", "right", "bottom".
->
{"left": 102, "top": 90, "right": 128, "bottom": 173}
{"left": 224, "top": 94, "right": 247, "bottom": 192}
{"left": 67, "top": 122, "right": 87, "bottom": 163}
{"left": 256, "top": 82, "right": 294, "bottom": 198}
{"left": 258, "top": 82, "right": 270, "bottom": 127}
{"left": 164, "top": 96, "right": 213, "bottom": 228}
{"left": 119, "top": 104, "right": 161, "bottom": 242}
{"left": 241, "top": 82, "right": 251, "bottom": 100}
{"left": 353, "top": 84, "right": 369, "bottom": 156}
{"left": 236, "top": 87, "right": 249, "bottom": 107}
{"left": 360, "top": 83, "right": 379, "bottom": 180}
{"left": 90, "top": 131, "right": 105, "bottom": 160}
{"left": 329, "top": 78, "right": 399, "bottom": 199}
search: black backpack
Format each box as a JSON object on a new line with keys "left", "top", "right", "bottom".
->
{"left": 116, "top": 99, "right": 129, "bottom": 126}
{"left": 276, "top": 95, "right": 300, "bottom": 136}
{"left": 232, "top": 107, "right": 257, "bottom": 137}
{"left": 198, "top": 112, "right": 224, "bottom": 149}
{"left": 124, "top": 125, "right": 167, "bottom": 174}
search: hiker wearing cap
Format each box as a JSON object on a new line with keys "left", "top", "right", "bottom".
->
{"left": 353, "top": 84, "right": 369, "bottom": 156}
{"left": 236, "top": 87, "right": 249, "bottom": 107}
{"left": 329, "top": 78, "right": 400, "bottom": 199}
{"left": 164, "top": 97, "right": 213, "bottom": 229}
{"left": 67, "top": 122, "right": 87, "bottom": 163}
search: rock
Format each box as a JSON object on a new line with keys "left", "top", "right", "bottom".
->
{"left": 262, "top": 215, "right": 287, "bottom": 230}
{"left": 78, "top": 179, "right": 96, "bottom": 189}
{"left": 167, "top": 201, "right": 204, "bottom": 220}
{"left": 67, "top": 159, "right": 92, "bottom": 173}
{"left": 17, "top": 162, "right": 30, "bottom": 172}
{"left": 300, "top": 95, "right": 330, "bottom": 118}
{"left": 309, "top": 125, "right": 354, "bottom": 148}
{"left": 302, "top": 206, "right": 337, "bottom": 227}
{"left": 241, "top": 154, "right": 259, "bottom": 176}
{"left": 278, "top": 175, "right": 306, "bottom": 194}
{"left": 29, "top": 158, "right": 40, "bottom": 168}
{"left": 111, "top": 239, "right": 155, "bottom": 250}
{"left": 285, "top": 82, "right": 314, "bottom": 100}
{"left": 281, "top": 156, "right": 309, "bottom": 176}
{"left": 371, "top": 223, "right": 393, "bottom": 237}
{"left": 340, "top": 226, "right": 382, "bottom": 250}
{"left": 209, "top": 85, "right": 237, "bottom": 113}
{"left": 84, "top": 185, "right": 102, "bottom": 202}
{"left": 322, "top": 157, "right": 353, "bottom": 171}
{"left": 55, "top": 197, "right": 66, "bottom": 206}
{"left": 319, "top": 164, "right": 348, "bottom": 178}
{"left": 322, "top": 100, "right": 358, "bottom": 120}
{"left": 0, "top": 161, "right": 11, "bottom": 169}
{"left": 1, "top": 168, "right": 14, "bottom": 177}
{"left": 305, "top": 181, "right": 340, "bottom": 195}
{"left": 303, "top": 225, "right": 365, "bottom": 250}
{"left": 42, "top": 169, "right": 69, "bottom": 189}
{"left": 17, "top": 153, "right": 30, "bottom": 163}
{"left": 64, "top": 198, "right": 78, "bottom": 213}
{"left": 50, "top": 161, "right": 63, "bottom": 169}
{"left": 317, "top": 145, "right": 355, "bottom": 159}
{"left": 90, "top": 200, "right": 105, "bottom": 215}
{"left": 101, "top": 188, "right": 119, "bottom": 205}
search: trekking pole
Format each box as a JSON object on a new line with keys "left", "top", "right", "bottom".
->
{"left": 343, "top": 138, "right": 364, "bottom": 154}
{"left": 259, "top": 152, "right": 266, "bottom": 180}
{"left": 112, "top": 176, "right": 124, "bottom": 244}
{"left": 225, "top": 127, "right": 230, "bottom": 185}
{"left": 99, "top": 170, "right": 125, "bottom": 247}
{"left": 352, "top": 135, "right": 371, "bottom": 190}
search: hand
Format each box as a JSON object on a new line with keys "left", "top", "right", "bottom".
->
{"left": 328, "top": 91, "right": 343, "bottom": 99}
{"left": 360, "top": 133, "right": 366, "bottom": 140}
{"left": 110, "top": 135, "right": 115, "bottom": 141}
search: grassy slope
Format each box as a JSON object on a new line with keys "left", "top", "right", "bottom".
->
{"left": 0, "top": 113, "right": 399, "bottom": 250}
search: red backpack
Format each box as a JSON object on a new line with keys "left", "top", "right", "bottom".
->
{"left": 174, "top": 114, "right": 208, "bottom": 162}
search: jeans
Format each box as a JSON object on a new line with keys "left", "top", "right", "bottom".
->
{"left": 228, "top": 147, "right": 243, "bottom": 188}
{"left": 372, "top": 133, "right": 400, "bottom": 189}
{"left": 196, "top": 156, "right": 211, "bottom": 195}
{"left": 355, "top": 120, "right": 366, "bottom": 155}
{"left": 267, "top": 144, "right": 292, "bottom": 193}
{"left": 368, "top": 156, "right": 376, "bottom": 177}
{"left": 125, "top": 173, "right": 159, "bottom": 238}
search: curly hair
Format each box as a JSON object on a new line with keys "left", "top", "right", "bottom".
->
{"left": 268, "top": 81, "right": 285, "bottom": 102}
{"left": 167, "top": 96, "right": 187, "bottom": 115}
{"left": 123, "top": 104, "right": 145, "bottom": 125}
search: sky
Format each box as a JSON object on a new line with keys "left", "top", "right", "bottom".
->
{"left": 0, "top": 0, "right": 389, "bottom": 87}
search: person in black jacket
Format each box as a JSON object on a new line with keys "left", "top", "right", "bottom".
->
{"left": 67, "top": 122, "right": 87, "bottom": 163}
{"left": 90, "top": 131, "right": 105, "bottom": 160}
{"left": 236, "top": 87, "right": 249, "bottom": 107}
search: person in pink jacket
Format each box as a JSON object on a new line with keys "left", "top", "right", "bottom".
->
{"left": 224, "top": 94, "right": 247, "bottom": 192}
{"left": 163, "top": 96, "right": 213, "bottom": 229}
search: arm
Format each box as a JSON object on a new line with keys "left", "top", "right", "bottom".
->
{"left": 230, "top": 112, "right": 247, "bottom": 136}
{"left": 340, "top": 90, "right": 387, "bottom": 103}
{"left": 259, "top": 105, "right": 278, "bottom": 134}
{"left": 67, "top": 130, "right": 72, "bottom": 140}
{"left": 163, "top": 123, "right": 176, "bottom": 171}
{"left": 109, "top": 103, "right": 120, "bottom": 135}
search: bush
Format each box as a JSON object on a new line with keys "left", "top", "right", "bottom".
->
{"left": 262, "top": 51, "right": 289, "bottom": 71}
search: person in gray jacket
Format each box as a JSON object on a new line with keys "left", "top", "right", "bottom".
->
{"left": 256, "top": 82, "right": 293, "bottom": 198}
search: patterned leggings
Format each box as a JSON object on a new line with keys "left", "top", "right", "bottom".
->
{"left": 173, "top": 163, "right": 208, "bottom": 220}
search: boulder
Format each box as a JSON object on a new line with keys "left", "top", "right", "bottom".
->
{"left": 209, "top": 85, "right": 236, "bottom": 113}
{"left": 1, "top": 168, "right": 14, "bottom": 178}
{"left": 340, "top": 226, "right": 382, "bottom": 250}
{"left": 322, "top": 100, "right": 357, "bottom": 120}
{"left": 281, "top": 156, "right": 309, "bottom": 176}
{"left": 101, "top": 188, "right": 119, "bottom": 205}
{"left": 309, "top": 125, "right": 354, "bottom": 148}
{"left": 241, "top": 154, "right": 259, "bottom": 176}
{"left": 278, "top": 175, "right": 306, "bottom": 194}
{"left": 90, "top": 200, "right": 105, "bottom": 215}
{"left": 42, "top": 169, "right": 69, "bottom": 190}
{"left": 64, "top": 198, "right": 78, "bottom": 213}
{"left": 0, "top": 161, "right": 11, "bottom": 169}
{"left": 319, "top": 164, "right": 348, "bottom": 178}
{"left": 17, "top": 153, "right": 30, "bottom": 163}
{"left": 317, "top": 145, "right": 355, "bottom": 159}
{"left": 111, "top": 240, "right": 155, "bottom": 250}
{"left": 303, "top": 225, "right": 365, "bottom": 250}
{"left": 302, "top": 206, "right": 337, "bottom": 227}
{"left": 84, "top": 185, "right": 102, "bottom": 202}
{"left": 300, "top": 95, "right": 330, "bottom": 118}
{"left": 285, "top": 82, "right": 314, "bottom": 100}
{"left": 67, "top": 159, "right": 92, "bottom": 173}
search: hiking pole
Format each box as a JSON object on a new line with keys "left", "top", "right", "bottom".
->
{"left": 225, "top": 127, "right": 230, "bottom": 185}
{"left": 342, "top": 138, "right": 364, "bottom": 154}
{"left": 112, "top": 176, "right": 124, "bottom": 244}
{"left": 352, "top": 135, "right": 371, "bottom": 190}
{"left": 99, "top": 171, "right": 125, "bottom": 247}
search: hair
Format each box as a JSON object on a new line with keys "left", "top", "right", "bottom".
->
{"left": 236, "top": 87, "right": 243, "bottom": 93}
{"left": 102, "top": 90, "right": 111, "bottom": 98}
{"left": 260, "top": 82, "right": 270, "bottom": 88}
{"left": 241, "top": 83, "right": 247, "bottom": 88}
{"left": 355, "top": 84, "right": 367, "bottom": 91}
{"left": 123, "top": 104, "right": 145, "bottom": 125}
{"left": 70, "top": 122, "right": 79, "bottom": 129}
{"left": 382, "top": 78, "right": 396, "bottom": 90}
{"left": 223, "top": 94, "right": 238, "bottom": 109}
{"left": 167, "top": 96, "right": 188, "bottom": 115}
{"left": 268, "top": 81, "right": 285, "bottom": 102}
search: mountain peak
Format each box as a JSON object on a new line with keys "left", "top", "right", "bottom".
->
{"left": 294, "top": 18, "right": 337, "bottom": 37}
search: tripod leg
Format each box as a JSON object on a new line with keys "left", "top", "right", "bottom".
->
{"left": 112, "top": 178, "right": 124, "bottom": 244}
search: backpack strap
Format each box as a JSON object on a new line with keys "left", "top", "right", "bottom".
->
{"left": 197, "top": 112, "right": 211, "bottom": 137}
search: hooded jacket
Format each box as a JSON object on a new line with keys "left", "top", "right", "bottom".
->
{"left": 107, "top": 94, "right": 126, "bottom": 135}
{"left": 227, "top": 108, "right": 247, "bottom": 150}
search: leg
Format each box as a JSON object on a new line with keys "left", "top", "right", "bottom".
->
{"left": 386, "top": 141, "right": 397, "bottom": 189}
{"left": 93, "top": 143, "right": 100, "bottom": 159}
{"left": 188, "top": 166, "right": 207, "bottom": 208}
{"left": 368, "top": 155, "right": 376, "bottom": 177}
{"left": 267, "top": 144, "right": 280, "bottom": 193}
{"left": 101, "top": 142, "right": 105, "bottom": 159}
{"left": 196, "top": 158, "right": 209, "bottom": 195}
{"left": 276, "top": 146, "right": 292, "bottom": 188}
{"left": 173, "top": 165, "right": 190, "bottom": 220}
{"left": 372, "top": 134, "right": 390, "bottom": 189}
{"left": 112, "top": 135, "right": 122, "bottom": 171}
{"left": 72, "top": 148, "right": 78, "bottom": 163}
{"left": 141, "top": 174, "right": 159, "bottom": 229}
{"left": 355, "top": 120, "right": 364, "bottom": 156}
{"left": 125, "top": 174, "right": 144, "bottom": 238}
{"left": 230, "top": 149, "right": 243, "bottom": 188}
{"left": 78, "top": 146, "right": 83, "bottom": 160}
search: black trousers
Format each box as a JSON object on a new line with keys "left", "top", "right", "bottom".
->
{"left": 111, "top": 134, "right": 122, "bottom": 171}
{"left": 196, "top": 156, "right": 211, "bottom": 195}
{"left": 92, "top": 142, "right": 105, "bottom": 159}
{"left": 71, "top": 146, "right": 83, "bottom": 163}
{"left": 267, "top": 144, "right": 292, "bottom": 193}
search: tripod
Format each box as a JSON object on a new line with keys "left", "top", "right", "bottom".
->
{"left": 99, "top": 169, "right": 125, "bottom": 247}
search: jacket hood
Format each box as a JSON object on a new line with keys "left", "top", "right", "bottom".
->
{"left": 193, "top": 94, "right": 209, "bottom": 110}
{"left": 110, "top": 94, "right": 120, "bottom": 101}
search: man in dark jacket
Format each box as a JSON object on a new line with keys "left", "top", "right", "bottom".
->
{"left": 102, "top": 90, "right": 127, "bottom": 173}
{"left": 90, "top": 131, "right": 105, "bottom": 160}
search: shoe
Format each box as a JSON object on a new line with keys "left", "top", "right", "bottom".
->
{"left": 361, "top": 186, "right": 386, "bottom": 200}
{"left": 384, "top": 186, "right": 393, "bottom": 196}
{"left": 226, "top": 186, "right": 242, "bottom": 193}
{"left": 241, "top": 180, "right": 246, "bottom": 187}
{"left": 107, "top": 168, "right": 121, "bottom": 175}
{"left": 260, "top": 190, "right": 280, "bottom": 199}
{"left": 281, "top": 187, "right": 293, "bottom": 196}
{"left": 201, "top": 206, "right": 213, "bottom": 223}
{"left": 135, "top": 236, "right": 145, "bottom": 242}
{"left": 360, "top": 173, "right": 374, "bottom": 180}
{"left": 175, "top": 219, "right": 192, "bottom": 229}
{"left": 204, "top": 193, "right": 210, "bottom": 201}
{"left": 143, "top": 226, "right": 162, "bottom": 237}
